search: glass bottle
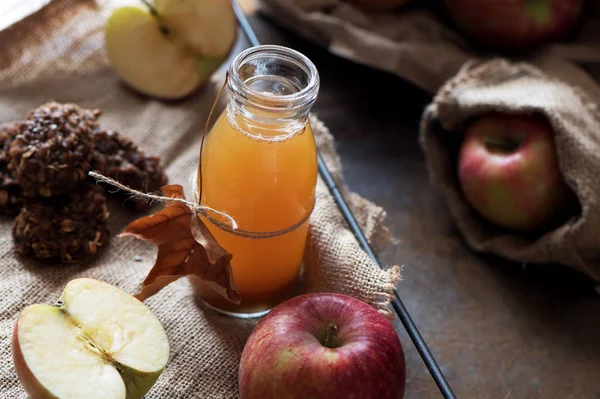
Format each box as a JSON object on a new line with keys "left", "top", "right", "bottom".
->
{"left": 191, "top": 45, "right": 320, "bottom": 318}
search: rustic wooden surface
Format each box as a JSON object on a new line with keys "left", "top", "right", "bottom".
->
{"left": 245, "top": 12, "right": 600, "bottom": 399}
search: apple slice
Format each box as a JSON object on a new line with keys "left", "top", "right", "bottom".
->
{"left": 154, "top": 0, "right": 237, "bottom": 56}
{"left": 104, "top": 0, "right": 236, "bottom": 100}
{"left": 105, "top": 6, "right": 202, "bottom": 99}
{"left": 13, "top": 278, "right": 169, "bottom": 399}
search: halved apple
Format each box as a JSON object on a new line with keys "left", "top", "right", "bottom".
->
{"left": 12, "top": 278, "right": 169, "bottom": 399}
{"left": 154, "top": 0, "right": 237, "bottom": 56}
{"left": 105, "top": 0, "right": 236, "bottom": 99}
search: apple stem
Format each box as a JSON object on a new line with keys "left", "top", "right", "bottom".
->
{"left": 139, "top": 0, "right": 171, "bottom": 37}
{"left": 324, "top": 322, "right": 338, "bottom": 349}
{"left": 140, "top": 0, "right": 159, "bottom": 16}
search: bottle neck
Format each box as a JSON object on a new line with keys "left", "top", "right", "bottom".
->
{"left": 226, "top": 45, "right": 319, "bottom": 138}
{"left": 226, "top": 95, "right": 311, "bottom": 139}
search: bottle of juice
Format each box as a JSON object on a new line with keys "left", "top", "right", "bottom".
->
{"left": 191, "top": 45, "right": 320, "bottom": 318}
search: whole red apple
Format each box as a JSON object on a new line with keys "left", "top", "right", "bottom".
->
{"left": 444, "top": 0, "right": 584, "bottom": 50}
{"left": 239, "top": 293, "right": 406, "bottom": 399}
{"left": 458, "top": 113, "right": 572, "bottom": 232}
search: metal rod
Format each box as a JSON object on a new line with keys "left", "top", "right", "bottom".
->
{"left": 232, "top": 2, "right": 457, "bottom": 398}
{"left": 232, "top": 0, "right": 260, "bottom": 47}
{"left": 318, "top": 158, "right": 457, "bottom": 399}
{"left": 391, "top": 292, "right": 456, "bottom": 397}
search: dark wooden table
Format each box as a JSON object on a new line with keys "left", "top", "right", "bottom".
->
{"left": 247, "top": 13, "right": 600, "bottom": 399}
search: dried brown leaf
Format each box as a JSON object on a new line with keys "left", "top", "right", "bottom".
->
{"left": 120, "top": 185, "right": 240, "bottom": 304}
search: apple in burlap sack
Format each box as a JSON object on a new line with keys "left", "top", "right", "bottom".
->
{"left": 239, "top": 293, "right": 406, "bottom": 399}
{"left": 458, "top": 113, "right": 573, "bottom": 232}
{"left": 444, "top": 0, "right": 584, "bottom": 50}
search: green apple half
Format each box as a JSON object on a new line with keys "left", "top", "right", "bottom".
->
{"left": 12, "top": 278, "right": 170, "bottom": 399}
{"left": 105, "top": 0, "right": 237, "bottom": 99}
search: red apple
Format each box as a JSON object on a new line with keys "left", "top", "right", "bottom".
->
{"left": 239, "top": 293, "right": 406, "bottom": 399}
{"left": 458, "top": 113, "right": 572, "bottom": 232}
{"left": 444, "top": 0, "right": 584, "bottom": 50}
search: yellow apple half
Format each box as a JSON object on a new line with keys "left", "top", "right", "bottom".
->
{"left": 154, "top": 0, "right": 237, "bottom": 56}
{"left": 12, "top": 278, "right": 169, "bottom": 399}
{"left": 105, "top": 1, "right": 236, "bottom": 100}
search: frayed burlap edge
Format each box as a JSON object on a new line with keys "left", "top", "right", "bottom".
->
{"left": 305, "top": 114, "right": 401, "bottom": 319}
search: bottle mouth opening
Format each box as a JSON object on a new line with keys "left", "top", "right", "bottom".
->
{"left": 228, "top": 45, "right": 320, "bottom": 113}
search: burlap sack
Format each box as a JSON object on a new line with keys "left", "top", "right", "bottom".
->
{"left": 258, "top": 0, "right": 600, "bottom": 94}
{"left": 0, "top": 1, "right": 399, "bottom": 397}
{"left": 420, "top": 58, "right": 600, "bottom": 281}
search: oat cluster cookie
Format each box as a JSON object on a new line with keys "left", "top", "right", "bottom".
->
{"left": 92, "top": 129, "right": 168, "bottom": 212}
{"left": 9, "top": 102, "right": 100, "bottom": 198}
{"left": 12, "top": 186, "right": 110, "bottom": 263}
{"left": 0, "top": 123, "right": 23, "bottom": 216}
{"left": 3, "top": 101, "right": 168, "bottom": 263}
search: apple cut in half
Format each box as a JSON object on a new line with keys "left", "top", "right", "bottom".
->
{"left": 105, "top": 0, "right": 236, "bottom": 100}
{"left": 154, "top": 0, "right": 237, "bottom": 56}
{"left": 12, "top": 278, "right": 169, "bottom": 399}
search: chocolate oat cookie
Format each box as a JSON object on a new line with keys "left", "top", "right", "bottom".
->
{"left": 92, "top": 129, "right": 168, "bottom": 211}
{"left": 12, "top": 185, "right": 110, "bottom": 263}
{"left": 0, "top": 123, "right": 24, "bottom": 216}
{"left": 9, "top": 102, "right": 101, "bottom": 198}
{"left": 7, "top": 101, "right": 169, "bottom": 263}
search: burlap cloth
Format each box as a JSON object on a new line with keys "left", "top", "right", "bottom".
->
{"left": 0, "top": 1, "right": 399, "bottom": 397}
{"left": 420, "top": 58, "right": 600, "bottom": 281}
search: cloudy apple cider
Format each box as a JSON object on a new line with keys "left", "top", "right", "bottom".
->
{"left": 191, "top": 45, "right": 320, "bottom": 318}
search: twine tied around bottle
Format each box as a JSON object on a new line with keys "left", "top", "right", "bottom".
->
{"left": 89, "top": 72, "right": 238, "bottom": 230}
{"left": 88, "top": 171, "right": 239, "bottom": 229}
{"left": 89, "top": 71, "right": 315, "bottom": 240}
